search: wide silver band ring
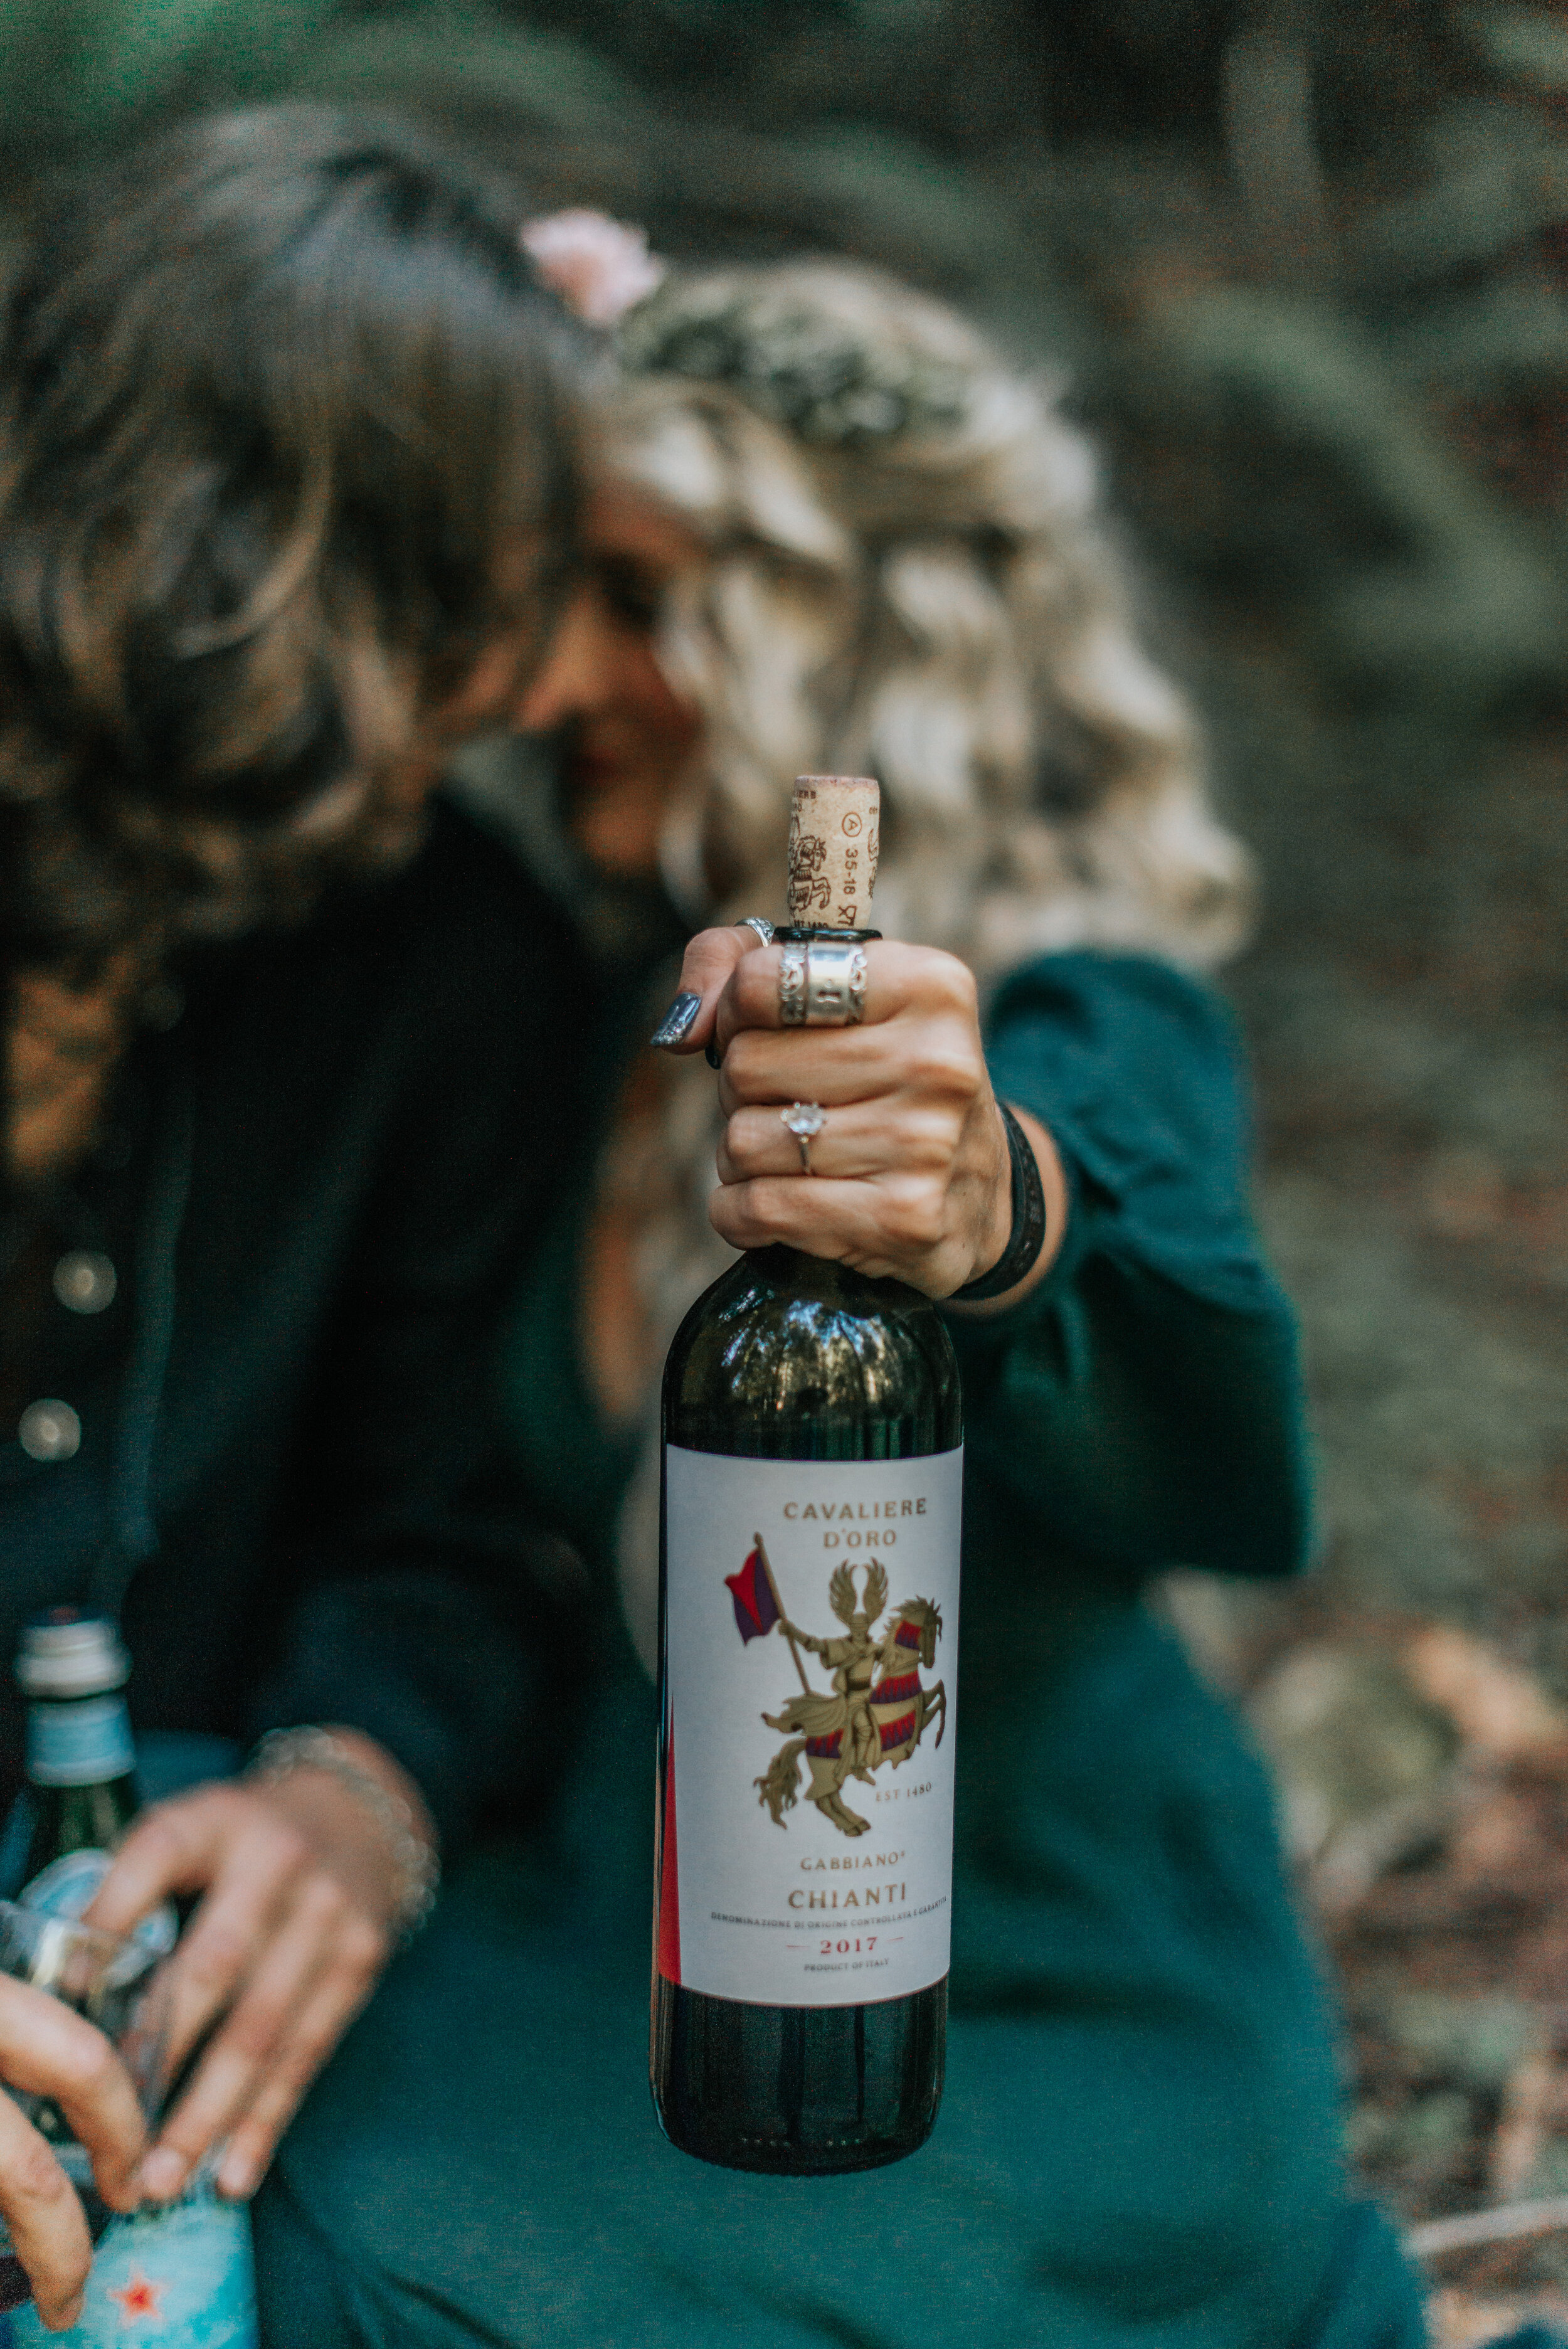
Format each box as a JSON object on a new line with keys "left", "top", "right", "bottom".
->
{"left": 778, "top": 938, "right": 868, "bottom": 1027}
{"left": 737, "top": 916, "right": 775, "bottom": 950}
{"left": 780, "top": 1101, "right": 827, "bottom": 1173}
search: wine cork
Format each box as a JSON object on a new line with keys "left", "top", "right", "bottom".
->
{"left": 786, "top": 775, "right": 880, "bottom": 928}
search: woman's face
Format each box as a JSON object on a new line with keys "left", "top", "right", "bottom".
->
{"left": 516, "top": 482, "right": 704, "bottom": 879}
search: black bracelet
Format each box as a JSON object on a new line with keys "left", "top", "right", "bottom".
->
{"left": 950, "top": 1102, "right": 1049, "bottom": 1303}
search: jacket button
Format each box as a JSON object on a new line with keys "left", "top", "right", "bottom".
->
{"left": 53, "top": 1252, "right": 117, "bottom": 1314}
{"left": 18, "top": 1401, "right": 82, "bottom": 1461}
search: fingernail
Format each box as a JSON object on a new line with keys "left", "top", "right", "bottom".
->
{"left": 217, "top": 2150, "right": 258, "bottom": 2201}
{"left": 650, "top": 992, "right": 701, "bottom": 1049}
{"left": 50, "top": 2293, "right": 85, "bottom": 2333}
{"left": 139, "top": 2147, "right": 188, "bottom": 2201}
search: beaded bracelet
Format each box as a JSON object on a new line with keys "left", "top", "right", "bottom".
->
{"left": 247, "top": 1726, "right": 440, "bottom": 1943}
{"left": 950, "top": 1102, "right": 1049, "bottom": 1303}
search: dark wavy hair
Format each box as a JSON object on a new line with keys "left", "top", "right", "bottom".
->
{"left": 0, "top": 105, "right": 581, "bottom": 976}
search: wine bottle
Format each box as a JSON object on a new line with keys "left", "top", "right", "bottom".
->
{"left": 651, "top": 776, "right": 964, "bottom": 2176}
{"left": 4, "top": 1609, "right": 258, "bottom": 2348}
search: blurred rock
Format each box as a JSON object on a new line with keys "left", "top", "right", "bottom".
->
{"left": 1378, "top": 1991, "right": 1539, "bottom": 2097}
{"left": 1492, "top": 2049, "right": 1559, "bottom": 2202}
{"left": 1248, "top": 1640, "right": 1459, "bottom": 1878}
{"left": 1408, "top": 1625, "right": 1568, "bottom": 1763}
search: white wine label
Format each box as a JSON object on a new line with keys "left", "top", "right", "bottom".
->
{"left": 26, "top": 1695, "right": 135, "bottom": 1788}
{"left": 659, "top": 1444, "right": 962, "bottom": 2008}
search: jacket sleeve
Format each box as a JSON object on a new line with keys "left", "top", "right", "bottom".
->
{"left": 948, "top": 952, "right": 1314, "bottom": 1583}
{"left": 246, "top": 849, "right": 594, "bottom": 1853}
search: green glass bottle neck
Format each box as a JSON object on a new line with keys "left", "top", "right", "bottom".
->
{"left": 20, "top": 1695, "right": 139, "bottom": 1888}
{"left": 27, "top": 1774, "right": 139, "bottom": 1855}
{"left": 24, "top": 1689, "right": 137, "bottom": 1799}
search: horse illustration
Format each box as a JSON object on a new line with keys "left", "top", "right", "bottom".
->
{"left": 753, "top": 1561, "right": 946, "bottom": 1838}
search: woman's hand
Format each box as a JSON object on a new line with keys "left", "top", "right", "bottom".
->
{"left": 0, "top": 1975, "right": 146, "bottom": 2331}
{"left": 657, "top": 927, "right": 1066, "bottom": 1305}
{"left": 86, "top": 1731, "right": 426, "bottom": 2206}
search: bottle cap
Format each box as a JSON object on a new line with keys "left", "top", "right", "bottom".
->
{"left": 787, "top": 775, "right": 880, "bottom": 930}
{"left": 16, "top": 1608, "right": 130, "bottom": 1699}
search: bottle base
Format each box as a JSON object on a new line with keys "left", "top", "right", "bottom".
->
{"left": 652, "top": 2111, "right": 938, "bottom": 2177}
{"left": 650, "top": 1974, "right": 945, "bottom": 2177}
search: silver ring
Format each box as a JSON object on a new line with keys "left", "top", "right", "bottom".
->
{"left": 805, "top": 938, "right": 867, "bottom": 1026}
{"left": 776, "top": 939, "right": 867, "bottom": 1027}
{"left": 780, "top": 1101, "right": 827, "bottom": 1173}
{"left": 778, "top": 941, "right": 808, "bottom": 1026}
{"left": 738, "top": 916, "right": 775, "bottom": 949}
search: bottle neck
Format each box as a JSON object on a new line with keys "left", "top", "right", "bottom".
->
{"left": 25, "top": 1687, "right": 137, "bottom": 1800}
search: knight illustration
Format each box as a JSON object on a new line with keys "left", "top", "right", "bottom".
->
{"left": 730, "top": 1551, "right": 945, "bottom": 1839}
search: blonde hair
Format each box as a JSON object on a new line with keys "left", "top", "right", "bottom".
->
{"left": 595, "top": 261, "right": 1254, "bottom": 1663}
{"left": 613, "top": 258, "right": 1253, "bottom": 972}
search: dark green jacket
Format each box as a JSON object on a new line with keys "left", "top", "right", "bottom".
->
{"left": 258, "top": 938, "right": 1424, "bottom": 2349}
{"left": 0, "top": 801, "right": 591, "bottom": 1850}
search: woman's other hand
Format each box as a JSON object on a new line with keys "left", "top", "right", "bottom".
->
{"left": 0, "top": 1976, "right": 145, "bottom": 2330}
{"left": 654, "top": 928, "right": 1067, "bottom": 1305}
{"left": 86, "top": 1731, "right": 428, "bottom": 2206}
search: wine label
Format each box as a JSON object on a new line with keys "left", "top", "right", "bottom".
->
{"left": 659, "top": 1445, "right": 962, "bottom": 2007}
{"left": 26, "top": 1697, "right": 135, "bottom": 1788}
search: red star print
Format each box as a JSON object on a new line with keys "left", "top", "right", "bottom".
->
{"left": 106, "top": 2267, "right": 165, "bottom": 2323}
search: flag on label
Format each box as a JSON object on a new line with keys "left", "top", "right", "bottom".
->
{"left": 724, "top": 1549, "right": 779, "bottom": 1643}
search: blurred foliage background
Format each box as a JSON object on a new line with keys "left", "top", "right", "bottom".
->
{"left": 6, "top": 0, "right": 1566, "bottom": 1705}
{"left": 6, "top": 0, "right": 1568, "bottom": 2279}
{"left": 3, "top": 0, "right": 1565, "bottom": 1683}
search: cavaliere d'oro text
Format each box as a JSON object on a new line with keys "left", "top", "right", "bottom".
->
{"left": 781, "top": 1494, "right": 928, "bottom": 1551}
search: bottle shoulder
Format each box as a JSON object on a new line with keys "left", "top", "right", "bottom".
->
{"left": 664, "top": 1248, "right": 961, "bottom": 1460}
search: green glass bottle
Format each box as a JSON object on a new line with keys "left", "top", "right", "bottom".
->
{"left": 5, "top": 1609, "right": 260, "bottom": 2346}
{"left": 651, "top": 778, "right": 965, "bottom": 2176}
{"left": 16, "top": 1609, "right": 139, "bottom": 1896}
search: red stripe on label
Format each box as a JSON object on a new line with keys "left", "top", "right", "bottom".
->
{"left": 657, "top": 1713, "right": 681, "bottom": 1985}
{"left": 872, "top": 1672, "right": 919, "bottom": 1705}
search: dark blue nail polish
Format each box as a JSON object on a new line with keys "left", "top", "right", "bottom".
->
{"left": 651, "top": 991, "right": 701, "bottom": 1049}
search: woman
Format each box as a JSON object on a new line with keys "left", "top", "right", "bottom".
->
{"left": 0, "top": 109, "right": 590, "bottom": 2327}
{"left": 266, "top": 253, "right": 1429, "bottom": 2344}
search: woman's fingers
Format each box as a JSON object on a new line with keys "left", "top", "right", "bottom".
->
{"left": 0, "top": 1980, "right": 150, "bottom": 2331}
{"left": 139, "top": 1876, "right": 353, "bottom": 2200}
{"left": 650, "top": 927, "right": 760, "bottom": 1055}
{"left": 713, "top": 939, "right": 977, "bottom": 1054}
{"left": 709, "top": 1167, "right": 969, "bottom": 1286}
{"left": 0, "top": 1979, "right": 144, "bottom": 2219}
{"left": 0, "top": 2093, "right": 93, "bottom": 2333}
{"left": 90, "top": 1789, "right": 309, "bottom": 2077}
{"left": 212, "top": 1950, "right": 383, "bottom": 2203}
{"left": 718, "top": 1097, "right": 963, "bottom": 1185}
{"left": 718, "top": 1014, "right": 983, "bottom": 1120}
{"left": 88, "top": 1764, "right": 406, "bottom": 2208}
{"left": 655, "top": 935, "right": 979, "bottom": 1064}
{"left": 700, "top": 937, "right": 1008, "bottom": 1295}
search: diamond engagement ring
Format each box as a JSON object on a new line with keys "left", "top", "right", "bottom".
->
{"left": 780, "top": 1101, "right": 827, "bottom": 1173}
